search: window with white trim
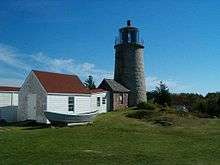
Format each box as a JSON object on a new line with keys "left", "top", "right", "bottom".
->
{"left": 102, "top": 97, "right": 106, "bottom": 104}
{"left": 68, "top": 97, "right": 74, "bottom": 111}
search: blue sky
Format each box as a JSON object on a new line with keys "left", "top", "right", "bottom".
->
{"left": 0, "top": 0, "right": 220, "bottom": 95}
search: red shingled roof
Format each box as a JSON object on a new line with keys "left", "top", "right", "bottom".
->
{"left": 33, "top": 70, "right": 90, "bottom": 94}
{"left": 0, "top": 86, "right": 20, "bottom": 92}
{"left": 90, "top": 88, "right": 107, "bottom": 93}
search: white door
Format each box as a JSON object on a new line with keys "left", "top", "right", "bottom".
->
{"left": 27, "top": 94, "right": 37, "bottom": 120}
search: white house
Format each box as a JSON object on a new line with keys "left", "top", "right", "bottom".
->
{"left": 0, "top": 86, "right": 20, "bottom": 122}
{"left": 18, "top": 70, "right": 110, "bottom": 124}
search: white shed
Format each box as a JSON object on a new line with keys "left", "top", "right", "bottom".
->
{"left": 18, "top": 70, "right": 109, "bottom": 124}
{"left": 90, "top": 88, "right": 110, "bottom": 113}
{"left": 0, "top": 86, "right": 20, "bottom": 122}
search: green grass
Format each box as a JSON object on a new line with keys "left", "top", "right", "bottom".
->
{"left": 0, "top": 109, "right": 220, "bottom": 165}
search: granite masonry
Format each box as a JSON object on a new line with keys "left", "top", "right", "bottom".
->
{"left": 114, "top": 20, "right": 147, "bottom": 106}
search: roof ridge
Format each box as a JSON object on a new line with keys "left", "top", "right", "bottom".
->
{"left": 102, "top": 79, "right": 129, "bottom": 92}
{"left": 32, "top": 70, "right": 77, "bottom": 77}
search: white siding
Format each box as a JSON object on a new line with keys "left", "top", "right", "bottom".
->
{"left": 47, "top": 94, "right": 92, "bottom": 114}
{"left": 18, "top": 72, "right": 49, "bottom": 124}
{"left": 47, "top": 95, "right": 68, "bottom": 113}
{"left": 0, "top": 92, "right": 18, "bottom": 122}
{"left": 0, "top": 93, "right": 11, "bottom": 107}
{"left": 12, "top": 93, "right": 18, "bottom": 106}
{"left": 0, "top": 92, "right": 18, "bottom": 107}
{"left": 75, "top": 96, "right": 91, "bottom": 114}
{"left": 91, "top": 92, "right": 110, "bottom": 113}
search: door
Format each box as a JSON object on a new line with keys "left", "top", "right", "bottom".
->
{"left": 27, "top": 94, "right": 37, "bottom": 120}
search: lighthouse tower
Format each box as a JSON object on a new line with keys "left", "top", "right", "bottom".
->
{"left": 114, "top": 20, "right": 147, "bottom": 106}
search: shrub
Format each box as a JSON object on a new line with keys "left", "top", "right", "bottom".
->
{"left": 192, "top": 99, "right": 207, "bottom": 113}
{"left": 137, "top": 102, "right": 156, "bottom": 110}
{"left": 192, "top": 98, "right": 220, "bottom": 117}
{"left": 126, "top": 110, "right": 153, "bottom": 119}
{"left": 154, "top": 117, "right": 173, "bottom": 126}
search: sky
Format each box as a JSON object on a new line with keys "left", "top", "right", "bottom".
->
{"left": 0, "top": 0, "right": 220, "bottom": 95}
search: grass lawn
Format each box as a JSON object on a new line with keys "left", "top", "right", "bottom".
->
{"left": 0, "top": 109, "right": 220, "bottom": 165}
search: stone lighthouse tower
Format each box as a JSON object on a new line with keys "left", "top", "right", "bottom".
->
{"left": 114, "top": 20, "right": 147, "bottom": 106}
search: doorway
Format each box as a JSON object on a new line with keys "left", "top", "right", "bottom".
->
{"left": 27, "top": 94, "right": 37, "bottom": 120}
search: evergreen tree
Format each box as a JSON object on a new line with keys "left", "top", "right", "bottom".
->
{"left": 84, "top": 75, "right": 96, "bottom": 89}
{"left": 154, "top": 81, "right": 171, "bottom": 106}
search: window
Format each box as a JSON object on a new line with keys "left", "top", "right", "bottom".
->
{"left": 102, "top": 97, "right": 106, "bottom": 104}
{"left": 128, "top": 32, "right": 131, "bottom": 43}
{"left": 97, "top": 97, "right": 101, "bottom": 107}
{"left": 68, "top": 97, "right": 74, "bottom": 111}
{"left": 119, "top": 93, "right": 123, "bottom": 104}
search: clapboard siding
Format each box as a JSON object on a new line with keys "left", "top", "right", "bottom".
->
{"left": 91, "top": 92, "right": 110, "bottom": 113}
{"left": 0, "top": 92, "right": 18, "bottom": 122}
{"left": 75, "top": 96, "right": 91, "bottom": 114}
{"left": 0, "top": 93, "right": 11, "bottom": 107}
{"left": 12, "top": 93, "right": 18, "bottom": 106}
{"left": 47, "top": 94, "right": 92, "bottom": 114}
{"left": 0, "top": 92, "right": 18, "bottom": 107}
{"left": 47, "top": 95, "right": 68, "bottom": 113}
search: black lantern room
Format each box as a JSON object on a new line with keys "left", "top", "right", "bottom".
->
{"left": 115, "top": 20, "right": 143, "bottom": 46}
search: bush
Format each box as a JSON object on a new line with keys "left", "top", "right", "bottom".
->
{"left": 192, "top": 99, "right": 208, "bottom": 114}
{"left": 137, "top": 102, "right": 156, "bottom": 110}
{"left": 126, "top": 110, "right": 154, "bottom": 119}
{"left": 192, "top": 98, "right": 220, "bottom": 117}
{"left": 154, "top": 117, "right": 173, "bottom": 126}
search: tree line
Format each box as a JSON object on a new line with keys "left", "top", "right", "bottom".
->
{"left": 147, "top": 81, "right": 220, "bottom": 117}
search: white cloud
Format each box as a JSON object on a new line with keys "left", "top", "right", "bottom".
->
{"left": 32, "top": 52, "right": 75, "bottom": 73}
{"left": 31, "top": 52, "right": 113, "bottom": 83}
{"left": 0, "top": 43, "right": 189, "bottom": 92}
{"left": 0, "top": 44, "right": 30, "bottom": 70}
{"left": 0, "top": 44, "right": 112, "bottom": 87}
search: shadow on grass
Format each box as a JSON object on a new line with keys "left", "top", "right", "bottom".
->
{"left": 0, "top": 120, "right": 51, "bottom": 130}
{"left": 0, "top": 120, "right": 82, "bottom": 130}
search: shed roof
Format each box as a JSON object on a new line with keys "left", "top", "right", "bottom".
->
{"left": 99, "top": 79, "right": 129, "bottom": 92}
{"left": 33, "top": 70, "right": 90, "bottom": 94}
{"left": 0, "top": 86, "right": 20, "bottom": 92}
